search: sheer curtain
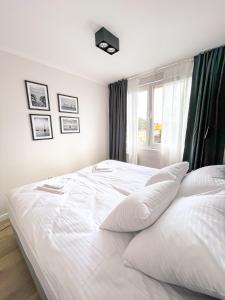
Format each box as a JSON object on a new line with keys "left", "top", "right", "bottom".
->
{"left": 160, "top": 61, "right": 193, "bottom": 166}
{"left": 127, "top": 59, "right": 193, "bottom": 166}
{"left": 127, "top": 78, "right": 138, "bottom": 164}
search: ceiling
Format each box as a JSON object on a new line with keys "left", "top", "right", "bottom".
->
{"left": 0, "top": 0, "right": 225, "bottom": 85}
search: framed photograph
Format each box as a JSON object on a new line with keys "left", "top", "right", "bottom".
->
{"left": 25, "top": 80, "right": 50, "bottom": 111}
{"left": 30, "top": 114, "right": 53, "bottom": 140}
{"left": 58, "top": 94, "right": 79, "bottom": 113}
{"left": 60, "top": 116, "right": 80, "bottom": 134}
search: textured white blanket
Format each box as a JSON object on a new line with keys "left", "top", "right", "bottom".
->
{"left": 8, "top": 160, "right": 214, "bottom": 300}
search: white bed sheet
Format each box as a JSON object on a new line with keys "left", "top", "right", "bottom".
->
{"left": 8, "top": 160, "right": 215, "bottom": 300}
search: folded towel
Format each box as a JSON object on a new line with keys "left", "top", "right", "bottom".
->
{"left": 43, "top": 183, "right": 64, "bottom": 190}
{"left": 93, "top": 166, "right": 113, "bottom": 173}
{"left": 93, "top": 164, "right": 114, "bottom": 172}
{"left": 95, "top": 166, "right": 111, "bottom": 170}
{"left": 36, "top": 186, "right": 64, "bottom": 195}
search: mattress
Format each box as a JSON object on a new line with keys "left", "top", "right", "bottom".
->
{"left": 8, "top": 160, "right": 215, "bottom": 300}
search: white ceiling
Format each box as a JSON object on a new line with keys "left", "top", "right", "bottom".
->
{"left": 0, "top": 0, "right": 225, "bottom": 85}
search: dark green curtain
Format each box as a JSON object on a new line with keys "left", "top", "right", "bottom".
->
{"left": 109, "top": 79, "right": 127, "bottom": 162}
{"left": 183, "top": 46, "right": 225, "bottom": 170}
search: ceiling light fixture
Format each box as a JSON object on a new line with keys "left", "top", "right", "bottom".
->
{"left": 99, "top": 42, "right": 108, "bottom": 49}
{"left": 95, "top": 27, "right": 119, "bottom": 55}
{"left": 107, "top": 47, "right": 116, "bottom": 53}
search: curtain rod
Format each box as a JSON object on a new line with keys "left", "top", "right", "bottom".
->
{"left": 128, "top": 57, "right": 193, "bottom": 81}
{"left": 128, "top": 44, "right": 225, "bottom": 81}
{"left": 200, "top": 44, "right": 225, "bottom": 54}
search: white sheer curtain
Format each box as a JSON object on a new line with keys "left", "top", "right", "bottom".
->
{"left": 127, "top": 59, "right": 193, "bottom": 166}
{"left": 127, "top": 78, "right": 138, "bottom": 164}
{"left": 160, "top": 61, "right": 193, "bottom": 166}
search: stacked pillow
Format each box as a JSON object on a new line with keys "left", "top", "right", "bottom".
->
{"left": 145, "top": 161, "right": 189, "bottom": 185}
{"left": 178, "top": 165, "right": 225, "bottom": 197}
{"left": 101, "top": 163, "right": 225, "bottom": 300}
{"left": 124, "top": 188, "right": 225, "bottom": 299}
{"left": 100, "top": 180, "right": 179, "bottom": 232}
{"left": 101, "top": 162, "right": 189, "bottom": 232}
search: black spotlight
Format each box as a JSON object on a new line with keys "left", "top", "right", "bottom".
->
{"left": 95, "top": 27, "right": 119, "bottom": 55}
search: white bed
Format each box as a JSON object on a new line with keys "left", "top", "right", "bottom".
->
{"left": 8, "top": 160, "right": 216, "bottom": 300}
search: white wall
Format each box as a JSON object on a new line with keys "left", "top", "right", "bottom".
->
{"left": 0, "top": 51, "right": 108, "bottom": 218}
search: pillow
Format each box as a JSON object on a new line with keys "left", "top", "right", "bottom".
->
{"left": 178, "top": 165, "right": 225, "bottom": 197}
{"left": 124, "top": 188, "right": 225, "bottom": 299}
{"left": 100, "top": 179, "right": 179, "bottom": 232}
{"left": 145, "top": 162, "right": 189, "bottom": 186}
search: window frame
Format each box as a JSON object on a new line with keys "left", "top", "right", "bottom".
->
{"left": 150, "top": 83, "right": 163, "bottom": 150}
{"left": 137, "top": 83, "right": 163, "bottom": 151}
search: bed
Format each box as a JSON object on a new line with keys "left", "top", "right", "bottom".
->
{"left": 7, "top": 160, "right": 216, "bottom": 300}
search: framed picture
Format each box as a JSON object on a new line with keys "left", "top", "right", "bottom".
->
{"left": 60, "top": 116, "right": 80, "bottom": 134}
{"left": 58, "top": 94, "right": 79, "bottom": 113}
{"left": 25, "top": 80, "right": 50, "bottom": 111}
{"left": 30, "top": 114, "right": 53, "bottom": 140}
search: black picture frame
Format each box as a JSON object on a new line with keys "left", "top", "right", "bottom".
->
{"left": 58, "top": 94, "right": 79, "bottom": 114}
{"left": 25, "top": 80, "right": 50, "bottom": 111}
{"left": 30, "top": 114, "right": 53, "bottom": 140}
{"left": 60, "top": 116, "right": 80, "bottom": 134}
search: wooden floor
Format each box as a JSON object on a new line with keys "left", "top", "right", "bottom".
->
{"left": 0, "top": 220, "right": 40, "bottom": 300}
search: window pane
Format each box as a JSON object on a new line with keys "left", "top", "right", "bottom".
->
{"left": 137, "top": 90, "right": 148, "bottom": 146}
{"left": 153, "top": 86, "right": 163, "bottom": 144}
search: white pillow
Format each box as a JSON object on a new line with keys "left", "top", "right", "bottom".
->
{"left": 178, "top": 165, "right": 225, "bottom": 197}
{"left": 100, "top": 180, "right": 179, "bottom": 232}
{"left": 124, "top": 188, "right": 225, "bottom": 299}
{"left": 145, "top": 162, "right": 189, "bottom": 186}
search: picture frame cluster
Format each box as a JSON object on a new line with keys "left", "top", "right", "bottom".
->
{"left": 25, "top": 80, "right": 80, "bottom": 140}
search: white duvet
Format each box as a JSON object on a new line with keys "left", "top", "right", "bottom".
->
{"left": 8, "top": 160, "right": 215, "bottom": 300}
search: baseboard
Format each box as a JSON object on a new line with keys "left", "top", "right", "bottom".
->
{"left": 0, "top": 213, "right": 9, "bottom": 222}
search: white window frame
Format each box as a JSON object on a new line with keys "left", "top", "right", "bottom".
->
{"left": 138, "top": 83, "right": 163, "bottom": 151}
{"left": 150, "top": 83, "right": 163, "bottom": 150}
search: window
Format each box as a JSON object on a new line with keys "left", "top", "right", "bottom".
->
{"left": 137, "top": 90, "right": 148, "bottom": 146}
{"left": 137, "top": 84, "right": 163, "bottom": 149}
{"left": 152, "top": 86, "right": 163, "bottom": 145}
{"left": 127, "top": 61, "right": 193, "bottom": 165}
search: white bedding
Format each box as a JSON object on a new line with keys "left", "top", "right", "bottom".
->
{"left": 8, "top": 160, "right": 215, "bottom": 300}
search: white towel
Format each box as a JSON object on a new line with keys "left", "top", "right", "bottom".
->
{"left": 93, "top": 163, "right": 113, "bottom": 172}
{"left": 93, "top": 164, "right": 114, "bottom": 172}
{"left": 43, "top": 183, "right": 64, "bottom": 190}
{"left": 36, "top": 186, "right": 64, "bottom": 195}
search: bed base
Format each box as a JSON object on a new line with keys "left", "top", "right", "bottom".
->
{"left": 13, "top": 227, "right": 48, "bottom": 300}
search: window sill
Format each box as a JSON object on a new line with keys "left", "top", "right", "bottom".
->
{"left": 138, "top": 146, "right": 160, "bottom": 152}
